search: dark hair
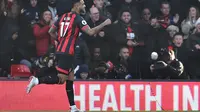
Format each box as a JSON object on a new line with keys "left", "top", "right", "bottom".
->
{"left": 187, "top": 6, "right": 200, "bottom": 20}
{"left": 160, "top": 1, "right": 170, "bottom": 8}
{"left": 118, "top": 7, "right": 132, "bottom": 20}
{"left": 120, "top": 46, "right": 129, "bottom": 52}
{"left": 40, "top": 8, "right": 51, "bottom": 20}
{"left": 173, "top": 32, "right": 183, "bottom": 40}
{"left": 72, "top": 0, "right": 80, "bottom": 7}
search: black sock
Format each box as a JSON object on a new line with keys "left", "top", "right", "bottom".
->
{"left": 66, "top": 80, "right": 75, "bottom": 106}
{"left": 38, "top": 75, "right": 60, "bottom": 84}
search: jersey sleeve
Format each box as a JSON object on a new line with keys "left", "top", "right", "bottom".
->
{"left": 76, "top": 15, "right": 89, "bottom": 31}
{"left": 52, "top": 17, "right": 61, "bottom": 29}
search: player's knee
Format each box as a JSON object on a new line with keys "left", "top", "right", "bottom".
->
{"left": 57, "top": 73, "right": 68, "bottom": 84}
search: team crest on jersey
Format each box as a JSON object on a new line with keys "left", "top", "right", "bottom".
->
{"left": 82, "top": 20, "right": 87, "bottom": 25}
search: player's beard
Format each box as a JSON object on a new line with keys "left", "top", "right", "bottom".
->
{"left": 80, "top": 9, "right": 86, "bottom": 15}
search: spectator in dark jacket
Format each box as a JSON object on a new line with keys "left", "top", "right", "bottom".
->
{"left": 0, "top": 0, "right": 20, "bottom": 76}
{"left": 187, "top": 19, "right": 200, "bottom": 79}
{"left": 150, "top": 48, "right": 185, "bottom": 79}
{"left": 172, "top": 33, "right": 189, "bottom": 78}
{"left": 17, "top": 0, "right": 40, "bottom": 59}
{"left": 81, "top": 6, "right": 110, "bottom": 61}
{"left": 33, "top": 9, "right": 54, "bottom": 57}
{"left": 106, "top": 8, "right": 144, "bottom": 65}
{"left": 110, "top": 47, "right": 138, "bottom": 79}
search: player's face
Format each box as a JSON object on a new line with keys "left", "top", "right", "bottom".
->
{"left": 119, "top": 48, "right": 129, "bottom": 60}
{"left": 78, "top": 0, "right": 86, "bottom": 15}
{"left": 121, "top": 12, "right": 131, "bottom": 24}
{"left": 30, "top": 0, "right": 37, "bottom": 7}
{"left": 173, "top": 35, "right": 183, "bottom": 47}
{"left": 43, "top": 11, "right": 52, "bottom": 23}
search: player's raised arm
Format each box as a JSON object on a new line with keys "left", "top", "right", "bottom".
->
{"left": 83, "top": 19, "right": 111, "bottom": 36}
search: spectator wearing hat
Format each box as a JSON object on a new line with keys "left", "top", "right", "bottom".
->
{"left": 75, "top": 64, "right": 89, "bottom": 80}
{"left": 166, "top": 25, "right": 179, "bottom": 39}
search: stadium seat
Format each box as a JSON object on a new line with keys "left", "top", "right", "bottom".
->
{"left": 11, "top": 64, "right": 32, "bottom": 77}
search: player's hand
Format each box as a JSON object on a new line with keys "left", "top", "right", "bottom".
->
{"left": 103, "top": 19, "right": 112, "bottom": 26}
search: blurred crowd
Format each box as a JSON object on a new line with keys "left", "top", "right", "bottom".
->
{"left": 1, "top": 0, "right": 200, "bottom": 80}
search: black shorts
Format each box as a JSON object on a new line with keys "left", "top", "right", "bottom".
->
{"left": 56, "top": 53, "right": 74, "bottom": 75}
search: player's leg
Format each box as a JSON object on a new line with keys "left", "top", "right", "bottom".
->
{"left": 26, "top": 71, "right": 63, "bottom": 94}
{"left": 66, "top": 71, "right": 76, "bottom": 110}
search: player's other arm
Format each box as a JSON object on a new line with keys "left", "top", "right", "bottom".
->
{"left": 83, "top": 19, "right": 111, "bottom": 36}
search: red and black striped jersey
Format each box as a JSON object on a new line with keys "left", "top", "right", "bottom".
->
{"left": 52, "top": 12, "right": 89, "bottom": 55}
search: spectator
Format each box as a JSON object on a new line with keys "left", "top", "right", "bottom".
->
{"left": 0, "top": 0, "right": 20, "bottom": 77}
{"left": 140, "top": 8, "right": 151, "bottom": 24}
{"left": 85, "top": 0, "right": 112, "bottom": 21}
{"left": 81, "top": 6, "right": 109, "bottom": 61}
{"left": 107, "top": 8, "right": 146, "bottom": 77}
{"left": 150, "top": 16, "right": 171, "bottom": 52}
{"left": 166, "top": 25, "right": 180, "bottom": 44}
{"left": 17, "top": 0, "right": 40, "bottom": 59}
{"left": 111, "top": 47, "right": 137, "bottom": 79}
{"left": 21, "top": 0, "right": 40, "bottom": 26}
{"left": 75, "top": 64, "right": 89, "bottom": 80}
{"left": 89, "top": 47, "right": 105, "bottom": 79}
{"left": 181, "top": 6, "right": 200, "bottom": 39}
{"left": 33, "top": 9, "right": 54, "bottom": 57}
{"left": 150, "top": 48, "right": 185, "bottom": 79}
{"left": 172, "top": 33, "right": 189, "bottom": 78}
{"left": 47, "top": 0, "right": 58, "bottom": 22}
{"left": 157, "top": 1, "right": 179, "bottom": 29}
{"left": 107, "top": 8, "right": 140, "bottom": 60}
{"left": 187, "top": 18, "right": 200, "bottom": 79}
